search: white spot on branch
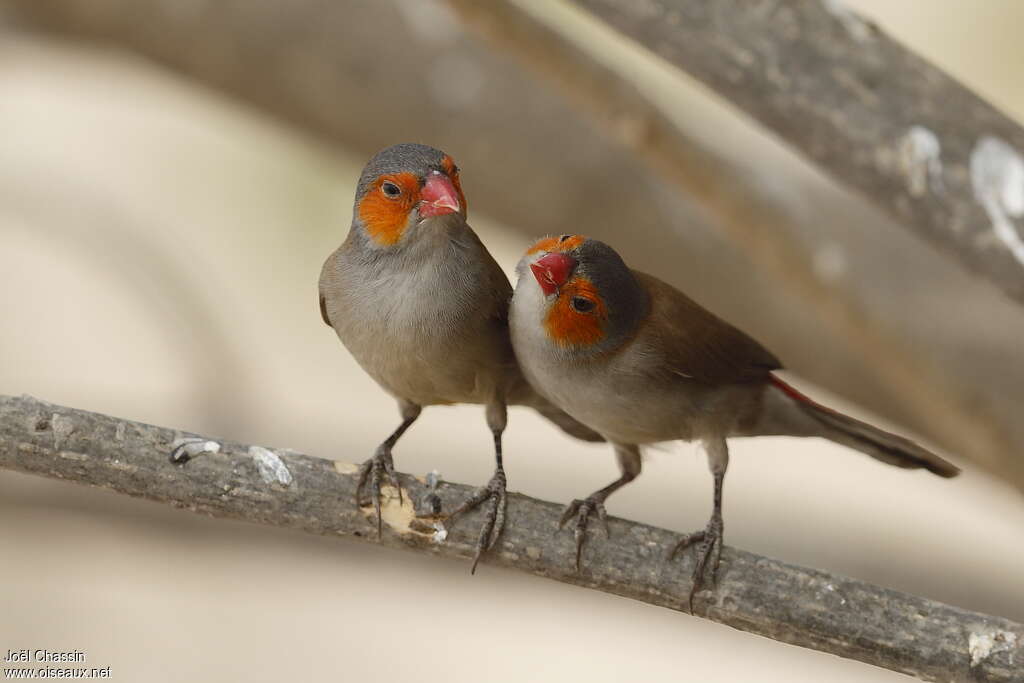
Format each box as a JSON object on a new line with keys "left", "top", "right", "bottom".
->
{"left": 970, "top": 136, "right": 1024, "bottom": 267}
{"left": 821, "top": 0, "right": 874, "bottom": 42}
{"left": 900, "top": 126, "right": 943, "bottom": 196}
{"left": 249, "top": 446, "right": 293, "bottom": 486}
{"left": 968, "top": 628, "right": 1018, "bottom": 667}
{"left": 333, "top": 461, "right": 359, "bottom": 475}
{"left": 170, "top": 437, "right": 220, "bottom": 464}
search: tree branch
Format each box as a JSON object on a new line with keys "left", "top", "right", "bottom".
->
{"left": 1, "top": 394, "right": 1020, "bottom": 682}
{"left": 571, "top": 0, "right": 1024, "bottom": 307}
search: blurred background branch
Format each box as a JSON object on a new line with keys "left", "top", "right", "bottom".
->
{"left": 571, "top": 0, "right": 1024, "bottom": 305}
{"left": 2, "top": 394, "right": 1021, "bottom": 683}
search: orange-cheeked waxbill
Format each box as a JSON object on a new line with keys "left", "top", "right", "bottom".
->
{"left": 318, "top": 145, "right": 603, "bottom": 570}
{"left": 509, "top": 235, "right": 959, "bottom": 609}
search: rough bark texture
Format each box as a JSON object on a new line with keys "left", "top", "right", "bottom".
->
{"left": 1, "top": 394, "right": 1020, "bottom": 682}
{"left": 573, "top": 0, "right": 1024, "bottom": 305}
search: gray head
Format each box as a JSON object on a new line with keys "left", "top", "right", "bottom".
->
{"left": 517, "top": 234, "right": 648, "bottom": 356}
{"left": 351, "top": 143, "right": 467, "bottom": 247}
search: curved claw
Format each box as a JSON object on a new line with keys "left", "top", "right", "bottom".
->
{"left": 668, "top": 531, "right": 705, "bottom": 561}
{"left": 355, "top": 459, "right": 372, "bottom": 507}
{"left": 670, "top": 517, "right": 724, "bottom": 614}
{"left": 371, "top": 461, "right": 383, "bottom": 537}
{"left": 354, "top": 448, "right": 401, "bottom": 538}
{"left": 559, "top": 499, "right": 583, "bottom": 529}
{"left": 446, "top": 469, "right": 507, "bottom": 574}
{"left": 559, "top": 497, "right": 610, "bottom": 572}
{"left": 468, "top": 486, "right": 507, "bottom": 575}
{"left": 596, "top": 504, "right": 610, "bottom": 537}
{"left": 379, "top": 449, "right": 402, "bottom": 506}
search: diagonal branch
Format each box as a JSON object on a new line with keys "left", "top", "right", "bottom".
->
{"left": 1, "top": 393, "right": 1020, "bottom": 682}
{"left": 570, "top": 0, "right": 1024, "bottom": 307}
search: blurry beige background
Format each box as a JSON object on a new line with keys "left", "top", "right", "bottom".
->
{"left": 2, "top": 1, "right": 1023, "bottom": 681}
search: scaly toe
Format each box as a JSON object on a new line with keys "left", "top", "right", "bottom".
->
{"left": 675, "top": 519, "right": 724, "bottom": 614}
{"left": 668, "top": 530, "right": 705, "bottom": 561}
{"left": 559, "top": 497, "right": 609, "bottom": 572}
{"left": 354, "top": 450, "right": 400, "bottom": 538}
{"left": 448, "top": 470, "right": 508, "bottom": 574}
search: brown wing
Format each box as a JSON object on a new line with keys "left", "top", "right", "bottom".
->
{"left": 634, "top": 271, "right": 781, "bottom": 384}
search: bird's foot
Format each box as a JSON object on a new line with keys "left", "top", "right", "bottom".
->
{"left": 669, "top": 512, "right": 724, "bottom": 614}
{"left": 559, "top": 495, "right": 610, "bottom": 572}
{"left": 444, "top": 468, "right": 507, "bottom": 574}
{"left": 355, "top": 446, "right": 403, "bottom": 538}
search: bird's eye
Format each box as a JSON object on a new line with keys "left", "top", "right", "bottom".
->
{"left": 381, "top": 181, "right": 402, "bottom": 198}
{"left": 558, "top": 234, "right": 572, "bottom": 243}
{"left": 570, "top": 296, "right": 596, "bottom": 313}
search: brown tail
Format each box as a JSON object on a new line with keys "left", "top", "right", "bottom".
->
{"left": 770, "top": 376, "right": 960, "bottom": 478}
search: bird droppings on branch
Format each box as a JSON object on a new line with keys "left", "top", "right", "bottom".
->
{"left": 971, "top": 136, "right": 1024, "bottom": 267}
{"left": 2, "top": 394, "right": 1022, "bottom": 682}
{"left": 170, "top": 436, "right": 221, "bottom": 464}
{"left": 820, "top": 0, "right": 876, "bottom": 42}
{"left": 248, "top": 445, "right": 293, "bottom": 486}
{"left": 900, "top": 126, "right": 944, "bottom": 197}
{"left": 968, "top": 629, "right": 1019, "bottom": 668}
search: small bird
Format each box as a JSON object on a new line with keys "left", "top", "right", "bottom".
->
{"left": 319, "top": 144, "right": 602, "bottom": 569}
{"left": 509, "top": 234, "right": 959, "bottom": 609}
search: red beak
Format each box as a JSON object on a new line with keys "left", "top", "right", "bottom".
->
{"left": 530, "top": 252, "right": 577, "bottom": 296}
{"left": 420, "top": 172, "right": 461, "bottom": 218}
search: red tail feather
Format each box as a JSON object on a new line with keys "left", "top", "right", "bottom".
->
{"left": 770, "top": 374, "right": 834, "bottom": 414}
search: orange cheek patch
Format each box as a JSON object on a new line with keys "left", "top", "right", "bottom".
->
{"left": 358, "top": 172, "right": 419, "bottom": 246}
{"left": 543, "top": 277, "right": 607, "bottom": 348}
{"left": 527, "top": 234, "right": 586, "bottom": 255}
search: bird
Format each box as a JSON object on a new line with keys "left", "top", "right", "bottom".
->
{"left": 508, "top": 234, "right": 959, "bottom": 610}
{"left": 318, "top": 144, "right": 603, "bottom": 570}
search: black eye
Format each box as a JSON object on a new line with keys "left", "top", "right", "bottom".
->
{"left": 559, "top": 234, "right": 572, "bottom": 243}
{"left": 570, "top": 296, "right": 596, "bottom": 313}
{"left": 381, "top": 181, "right": 401, "bottom": 198}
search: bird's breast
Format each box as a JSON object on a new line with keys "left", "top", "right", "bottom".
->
{"left": 324, "top": 243, "right": 509, "bottom": 405}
